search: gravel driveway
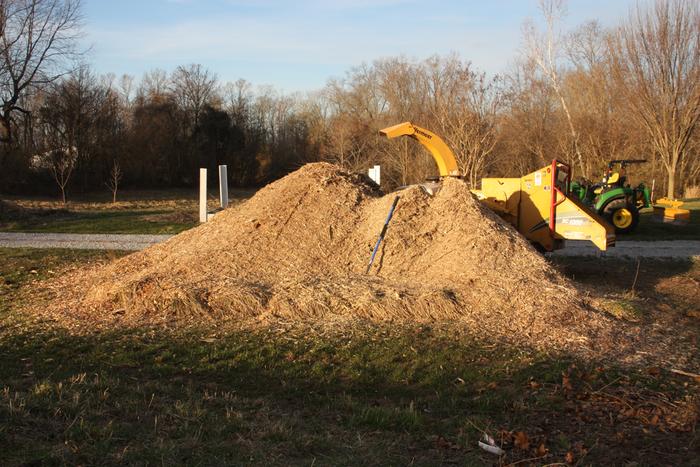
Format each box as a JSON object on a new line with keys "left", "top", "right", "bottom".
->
{"left": 551, "top": 240, "right": 700, "bottom": 258}
{"left": 0, "top": 232, "right": 173, "bottom": 251}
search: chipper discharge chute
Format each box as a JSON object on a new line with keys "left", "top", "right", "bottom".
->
{"left": 380, "top": 122, "right": 615, "bottom": 252}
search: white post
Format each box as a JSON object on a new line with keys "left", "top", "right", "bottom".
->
{"left": 199, "top": 168, "right": 208, "bottom": 223}
{"left": 368, "top": 167, "right": 375, "bottom": 183}
{"left": 373, "top": 165, "right": 381, "bottom": 185}
{"left": 218, "top": 164, "right": 229, "bottom": 208}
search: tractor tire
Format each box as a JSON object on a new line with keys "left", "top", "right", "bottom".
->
{"left": 603, "top": 199, "right": 640, "bottom": 235}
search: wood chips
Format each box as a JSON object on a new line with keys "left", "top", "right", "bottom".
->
{"left": 42, "top": 163, "right": 618, "bottom": 352}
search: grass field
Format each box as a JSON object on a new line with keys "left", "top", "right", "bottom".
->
{"left": 0, "top": 189, "right": 255, "bottom": 234}
{"left": 0, "top": 209, "right": 196, "bottom": 234}
{"left": 1, "top": 248, "right": 698, "bottom": 465}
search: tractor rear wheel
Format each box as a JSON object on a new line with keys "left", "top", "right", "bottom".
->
{"left": 603, "top": 200, "right": 639, "bottom": 234}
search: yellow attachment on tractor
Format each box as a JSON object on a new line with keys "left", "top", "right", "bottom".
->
{"left": 379, "top": 122, "right": 460, "bottom": 178}
{"left": 653, "top": 198, "right": 691, "bottom": 225}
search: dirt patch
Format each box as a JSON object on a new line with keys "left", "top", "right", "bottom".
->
{"left": 41, "top": 163, "right": 618, "bottom": 352}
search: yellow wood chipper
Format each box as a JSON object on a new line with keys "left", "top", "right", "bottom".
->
{"left": 380, "top": 122, "right": 615, "bottom": 252}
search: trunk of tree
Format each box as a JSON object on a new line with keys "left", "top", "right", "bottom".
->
{"left": 667, "top": 156, "right": 678, "bottom": 199}
{"left": 0, "top": 115, "right": 12, "bottom": 144}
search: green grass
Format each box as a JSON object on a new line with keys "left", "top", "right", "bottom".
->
{"left": 0, "top": 249, "right": 698, "bottom": 466}
{"left": 626, "top": 198, "right": 700, "bottom": 241}
{"left": 0, "top": 209, "right": 195, "bottom": 234}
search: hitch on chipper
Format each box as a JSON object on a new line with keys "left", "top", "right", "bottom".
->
{"left": 380, "top": 122, "right": 615, "bottom": 253}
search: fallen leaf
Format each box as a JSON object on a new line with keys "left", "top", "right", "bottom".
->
{"left": 536, "top": 442, "right": 547, "bottom": 456}
{"left": 514, "top": 431, "right": 529, "bottom": 450}
{"left": 435, "top": 436, "right": 460, "bottom": 450}
{"left": 647, "top": 367, "right": 661, "bottom": 376}
{"left": 562, "top": 374, "right": 573, "bottom": 391}
{"left": 565, "top": 451, "right": 575, "bottom": 464}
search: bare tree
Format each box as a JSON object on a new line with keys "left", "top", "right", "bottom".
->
{"left": 47, "top": 146, "right": 76, "bottom": 203}
{"left": 138, "top": 68, "right": 169, "bottom": 102}
{"left": 39, "top": 67, "right": 104, "bottom": 202}
{"left": 0, "top": 0, "right": 82, "bottom": 144}
{"left": 524, "top": 0, "right": 587, "bottom": 176}
{"left": 105, "top": 159, "right": 121, "bottom": 203}
{"left": 118, "top": 74, "right": 134, "bottom": 105}
{"left": 222, "top": 78, "right": 252, "bottom": 127}
{"left": 501, "top": 58, "right": 557, "bottom": 175}
{"left": 424, "top": 56, "right": 501, "bottom": 187}
{"left": 609, "top": 0, "right": 700, "bottom": 198}
{"left": 170, "top": 64, "right": 217, "bottom": 130}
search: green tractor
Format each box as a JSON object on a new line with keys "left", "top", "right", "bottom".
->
{"left": 570, "top": 160, "right": 651, "bottom": 234}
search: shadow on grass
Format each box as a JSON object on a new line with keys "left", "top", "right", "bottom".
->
{"left": 0, "top": 209, "right": 195, "bottom": 234}
{"left": 0, "top": 249, "right": 697, "bottom": 465}
{"left": 552, "top": 256, "right": 699, "bottom": 315}
{"left": 0, "top": 319, "right": 696, "bottom": 466}
{"left": 626, "top": 199, "right": 700, "bottom": 241}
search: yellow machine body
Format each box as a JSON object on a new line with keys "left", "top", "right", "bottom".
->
{"left": 653, "top": 198, "right": 690, "bottom": 225}
{"left": 379, "top": 122, "right": 615, "bottom": 252}
{"left": 473, "top": 163, "right": 615, "bottom": 251}
{"left": 379, "top": 122, "right": 460, "bottom": 177}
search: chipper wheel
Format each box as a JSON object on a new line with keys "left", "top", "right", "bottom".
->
{"left": 603, "top": 199, "right": 640, "bottom": 234}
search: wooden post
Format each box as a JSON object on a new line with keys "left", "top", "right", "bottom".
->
{"left": 219, "top": 164, "right": 229, "bottom": 208}
{"left": 199, "top": 168, "right": 208, "bottom": 223}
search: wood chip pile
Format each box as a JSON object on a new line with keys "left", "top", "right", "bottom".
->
{"left": 47, "top": 163, "right": 616, "bottom": 351}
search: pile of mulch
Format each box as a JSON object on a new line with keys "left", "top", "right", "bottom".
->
{"left": 41, "top": 163, "right": 618, "bottom": 352}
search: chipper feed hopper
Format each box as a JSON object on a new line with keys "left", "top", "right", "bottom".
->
{"left": 380, "top": 122, "right": 615, "bottom": 252}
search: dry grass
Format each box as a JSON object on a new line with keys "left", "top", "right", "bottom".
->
{"left": 3, "top": 188, "right": 255, "bottom": 212}
{"left": 684, "top": 185, "right": 700, "bottom": 199}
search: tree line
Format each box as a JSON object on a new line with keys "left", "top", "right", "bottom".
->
{"left": 0, "top": 0, "right": 698, "bottom": 202}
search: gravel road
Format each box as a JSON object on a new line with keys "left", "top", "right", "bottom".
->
{"left": 0, "top": 232, "right": 173, "bottom": 251}
{"left": 0, "top": 232, "right": 698, "bottom": 258}
{"left": 551, "top": 240, "right": 700, "bottom": 258}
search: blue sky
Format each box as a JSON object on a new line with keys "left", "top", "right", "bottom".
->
{"left": 82, "top": 0, "right": 634, "bottom": 92}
